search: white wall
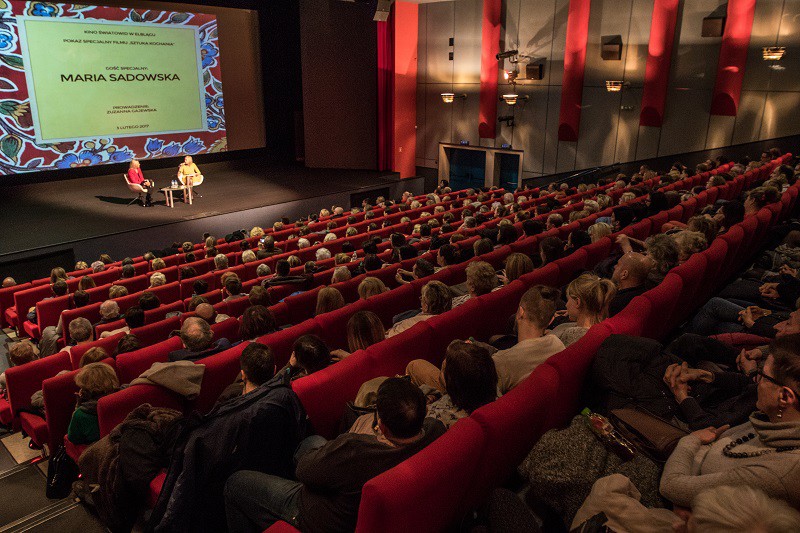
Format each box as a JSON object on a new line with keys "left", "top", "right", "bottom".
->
{"left": 416, "top": 0, "right": 800, "bottom": 179}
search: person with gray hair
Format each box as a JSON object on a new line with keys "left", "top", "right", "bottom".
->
{"left": 214, "top": 253, "right": 229, "bottom": 270}
{"left": 256, "top": 263, "right": 272, "bottom": 277}
{"left": 331, "top": 266, "right": 352, "bottom": 284}
{"left": 316, "top": 248, "right": 331, "bottom": 261}
{"left": 62, "top": 317, "right": 94, "bottom": 356}
{"left": 241, "top": 249, "right": 257, "bottom": 264}
{"left": 297, "top": 238, "right": 311, "bottom": 250}
{"left": 91, "top": 261, "right": 105, "bottom": 273}
{"left": 168, "top": 316, "right": 231, "bottom": 362}
{"left": 97, "top": 300, "right": 121, "bottom": 326}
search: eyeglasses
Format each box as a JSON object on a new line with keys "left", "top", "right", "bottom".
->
{"left": 757, "top": 370, "right": 800, "bottom": 397}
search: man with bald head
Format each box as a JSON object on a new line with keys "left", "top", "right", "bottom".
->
{"left": 608, "top": 252, "right": 653, "bottom": 316}
{"left": 95, "top": 300, "right": 122, "bottom": 328}
{"left": 168, "top": 316, "right": 232, "bottom": 362}
{"left": 2, "top": 277, "right": 14, "bottom": 288}
{"left": 194, "top": 302, "right": 230, "bottom": 324}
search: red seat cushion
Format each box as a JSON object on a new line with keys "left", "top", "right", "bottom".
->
{"left": 264, "top": 522, "right": 301, "bottom": 533}
{"left": 64, "top": 436, "right": 88, "bottom": 462}
{"left": 19, "top": 411, "right": 48, "bottom": 448}
{"left": 0, "top": 397, "right": 12, "bottom": 426}
{"left": 147, "top": 471, "right": 167, "bottom": 508}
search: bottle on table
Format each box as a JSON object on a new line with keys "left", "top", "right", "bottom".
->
{"left": 581, "top": 407, "right": 636, "bottom": 461}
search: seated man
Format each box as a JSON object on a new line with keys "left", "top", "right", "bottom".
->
{"left": 95, "top": 300, "right": 122, "bottom": 328}
{"left": 279, "top": 334, "right": 331, "bottom": 381}
{"left": 223, "top": 276, "right": 247, "bottom": 302}
{"left": 168, "top": 317, "right": 231, "bottom": 362}
{"left": 27, "top": 279, "right": 68, "bottom": 324}
{"left": 263, "top": 260, "right": 310, "bottom": 289}
{"left": 224, "top": 377, "right": 446, "bottom": 532}
{"left": 61, "top": 317, "right": 95, "bottom": 356}
{"left": 451, "top": 261, "right": 499, "bottom": 308}
{"left": 217, "top": 342, "right": 277, "bottom": 402}
{"left": 194, "top": 302, "right": 229, "bottom": 324}
{"left": 608, "top": 252, "right": 653, "bottom": 316}
{"left": 100, "top": 305, "right": 145, "bottom": 339}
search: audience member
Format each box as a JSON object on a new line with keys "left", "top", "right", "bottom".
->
{"left": 67, "top": 362, "right": 119, "bottom": 445}
{"left": 168, "top": 317, "right": 232, "bottom": 362}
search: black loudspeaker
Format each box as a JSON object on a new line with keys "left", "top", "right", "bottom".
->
{"left": 526, "top": 62, "right": 544, "bottom": 80}
{"left": 601, "top": 35, "right": 623, "bottom": 60}
{"left": 701, "top": 16, "right": 725, "bottom": 37}
{"left": 373, "top": 0, "right": 393, "bottom": 22}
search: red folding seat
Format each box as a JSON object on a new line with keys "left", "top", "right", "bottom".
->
{"left": 97, "top": 384, "right": 185, "bottom": 438}
{"left": 192, "top": 345, "right": 247, "bottom": 414}
{"left": 476, "top": 280, "right": 527, "bottom": 334}
{"left": 259, "top": 319, "right": 322, "bottom": 368}
{"left": 12, "top": 285, "right": 53, "bottom": 331}
{"left": 540, "top": 322, "right": 613, "bottom": 430}
{"left": 1, "top": 282, "right": 30, "bottom": 328}
{"left": 114, "top": 274, "right": 150, "bottom": 294}
{"left": 314, "top": 300, "right": 369, "bottom": 350}
{"left": 553, "top": 248, "right": 588, "bottom": 287}
{"left": 356, "top": 418, "right": 487, "bottom": 533}
{"left": 133, "top": 315, "right": 182, "bottom": 346}
{"left": 5, "top": 351, "right": 71, "bottom": 433}
{"left": 211, "top": 317, "right": 241, "bottom": 344}
{"left": 293, "top": 349, "right": 378, "bottom": 439}
{"left": 477, "top": 245, "right": 512, "bottom": 269}
{"left": 768, "top": 202, "right": 782, "bottom": 225}
{"left": 364, "top": 283, "right": 419, "bottom": 329}
{"left": 739, "top": 216, "right": 759, "bottom": 257}
{"left": 43, "top": 368, "right": 81, "bottom": 452}
{"left": 468, "top": 364, "right": 560, "bottom": 503}
{"left": 369, "top": 263, "right": 403, "bottom": 289}
{"left": 283, "top": 286, "right": 323, "bottom": 326}
{"left": 268, "top": 301, "right": 290, "bottom": 326}
{"left": 642, "top": 273, "right": 683, "bottom": 339}
{"left": 670, "top": 254, "right": 708, "bottom": 326}
{"left": 700, "top": 239, "right": 729, "bottom": 300}
{"left": 149, "top": 281, "right": 181, "bottom": 305}
{"left": 649, "top": 210, "right": 670, "bottom": 233}
{"left": 681, "top": 197, "right": 698, "bottom": 220}
{"left": 180, "top": 271, "right": 217, "bottom": 299}
{"left": 116, "top": 337, "right": 182, "bottom": 384}
{"left": 606, "top": 295, "right": 651, "bottom": 337}
{"left": 584, "top": 237, "right": 613, "bottom": 267}
{"left": 25, "top": 294, "right": 71, "bottom": 339}
{"left": 268, "top": 282, "right": 304, "bottom": 304}
{"left": 91, "top": 268, "right": 122, "bottom": 287}
{"left": 719, "top": 225, "right": 744, "bottom": 281}
{"left": 69, "top": 333, "right": 126, "bottom": 369}
{"left": 225, "top": 295, "right": 252, "bottom": 318}
{"left": 509, "top": 235, "right": 538, "bottom": 256}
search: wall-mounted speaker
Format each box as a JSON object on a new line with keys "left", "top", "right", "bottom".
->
{"left": 373, "top": 0, "right": 393, "bottom": 22}
{"left": 526, "top": 62, "right": 544, "bottom": 80}
{"left": 601, "top": 35, "right": 622, "bottom": 60}
{"left": 701, "top": 5, "right": 727, "bottom": 37}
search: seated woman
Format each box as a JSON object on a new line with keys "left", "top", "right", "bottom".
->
{"left": 330, "top": 311, "right": 386, "bottom": 361}
{"left": 127, "top": 159, "right": 153, "bottom": 207}
{"left": 660, "top": 334, "right": 800, "bottom": 508}
{"left": 357, "top": 277, "right": 388, "bottom": 300}
{"left": 67, "top": 362, "right": 119, "bottom": 445}
{"left": 315, "top": 287, "right": 345, "bottom": 316}
{"left": 498, "top": 253, "right": 534, "bottom": 287}
{"left": 550, "top": 273, "right": 616, "bottom": 347}
{"left": 238, "top": 305, "right": 277, "bottom": 341}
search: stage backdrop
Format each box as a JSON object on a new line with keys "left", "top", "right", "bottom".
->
{"left": 0, "top": 1, "right": 226, "bottom": 174}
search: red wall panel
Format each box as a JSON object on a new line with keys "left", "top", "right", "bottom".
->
{"left": 558, "top": 0, "right": 591, "bottom": 142}
{"left": 393, "top": 2, "right": 418, "bottom": 178}
{"left": 479, "top": 0, "right": 501, "bottom": 139}
{"left": 640, "top": 0, "right": 680, "bottom": 127}
{"left": 710, "top": 0, "right": 756, "bottom": 116}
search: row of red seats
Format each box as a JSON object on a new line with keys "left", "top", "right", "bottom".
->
{"left": 83, "top": 158, "right": 782, "bottom": 523}
{"left": 262, "top": 156, "right": 790, "bottom": 532}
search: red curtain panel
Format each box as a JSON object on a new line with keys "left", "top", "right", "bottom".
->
{"left": 393, "top": 2, "right": 418, "bottom": 178}
{"left": 377, "top": 13, "right": 395, "bottom": 171}
{"left": 640, "top": 0, "right": 680, "bottom": 127}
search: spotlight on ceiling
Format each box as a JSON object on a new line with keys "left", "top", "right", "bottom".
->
{"left": 605, "top": 80, "right": 625, "bottom": 92}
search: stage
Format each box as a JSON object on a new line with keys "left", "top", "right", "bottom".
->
{"left": 0, "top": 158, "right": 420, "bottom": 280}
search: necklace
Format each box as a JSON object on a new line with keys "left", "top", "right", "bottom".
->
{"left": 722, "top": 433, "right": 800, "bottom": 458}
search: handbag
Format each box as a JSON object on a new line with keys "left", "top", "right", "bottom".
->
{"left": 46, "top": 444, "right": 80, "bottom": 499}
{"left": 609, "top": 407, "right": 688, "bottom": 463}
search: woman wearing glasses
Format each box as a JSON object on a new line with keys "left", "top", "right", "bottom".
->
{"left": 660, "top": 334, "right": 800, "bottom": 508}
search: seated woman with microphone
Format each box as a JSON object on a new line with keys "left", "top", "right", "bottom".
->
{"left": 178, "top": 155, "right": 204, "bottom": 196}
{"left": 127, "top": 159, "right": 153, "bottom": 207}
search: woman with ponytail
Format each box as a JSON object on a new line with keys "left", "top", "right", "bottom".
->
{"left": 551, "top": 273, "right": 616, "bottom": 346}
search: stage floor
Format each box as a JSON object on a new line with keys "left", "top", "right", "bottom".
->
{"left": 0, "top": 159, "right": 401, "bottom": 257}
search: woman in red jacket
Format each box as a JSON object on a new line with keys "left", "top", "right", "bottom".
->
{"left": 127, "top": 159, "right": 153, "bottom": 206}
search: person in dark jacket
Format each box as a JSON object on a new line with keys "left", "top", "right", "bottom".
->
{"left": 223, "top": 377, "right": 446, "bottom": 533}
{"left": 148, "top": 369, "right": 307, "bottom": 533}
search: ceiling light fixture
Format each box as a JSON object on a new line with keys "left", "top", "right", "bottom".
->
{"left": 605, "top": 80, "right": 625, "bottom": 92}
{"left": 763, "top": 46, "right": 786, "bottom": 61}
{"left": 501, "top": 94, "right": 528, "bottom": 106}
{"left": 440, "top": 93, "right": 466, "bottom": 104}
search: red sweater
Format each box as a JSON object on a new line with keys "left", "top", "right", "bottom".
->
{"left": 127, "top": 167, "right": 145, "bottom": 185}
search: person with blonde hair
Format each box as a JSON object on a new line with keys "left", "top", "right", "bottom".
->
{"left": 109, "top": 285, "right": 129, "bottom": 299}
{"left": 588, "top": 222, "right": 612, "bottom": 243}
{"left": 316, "top": 248, "right": 332, "bottom": 261}
{"left": 68, "top": 362, "right": 119, "bottom": 444}
{"left": 149, "top": 271, "right": 167, "bottom": 288}
{"left": 150, "top": 257, "right": 166, "bottom": 271}
{"left": 79, "top": 346, "right": 109, "bottom": 368}
{"left": 500, "top": 253, "right": 534, "bottom": 285}
{"left": 358, "top": 277, "right": 388, "bottom": 300}
{"left": 78, "top": 275, "right": 96, "bottom": 291}
{"left": 50, "top": 267, "right": 68, "bottom": 284}
{"left": 213, "top": 254, "right": 229, "bottom": 271}
{"left": 673, "top": 230, "right": 708, "bottom": 263}
{"left": 241, "top": 249, "right": 257, "bottom": 264}
{"left": 619, "top": 191, "right": 636, "bottom": 204}
{"left": 551, "top": 273, "right": 616, "bottom": 346}
{"left": 686, "top": 485, "right": 800, "bottom": 532}
{"left": 452, "top": 261, "right": 498, "bottom": 307}
{"left": 335, "top": 253, "right": 350, "bottom": 265}
{"left": 315, "top": 287, "right": 345, "bottom": 316}
{"left": 74, "top": 261, "right": 89, "bottom": 271}
{"left": 331, "top": 266, "right": 352, "bottom": 284}
{"left": 250, "top": 226, "right": 265, "bottom": 238}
